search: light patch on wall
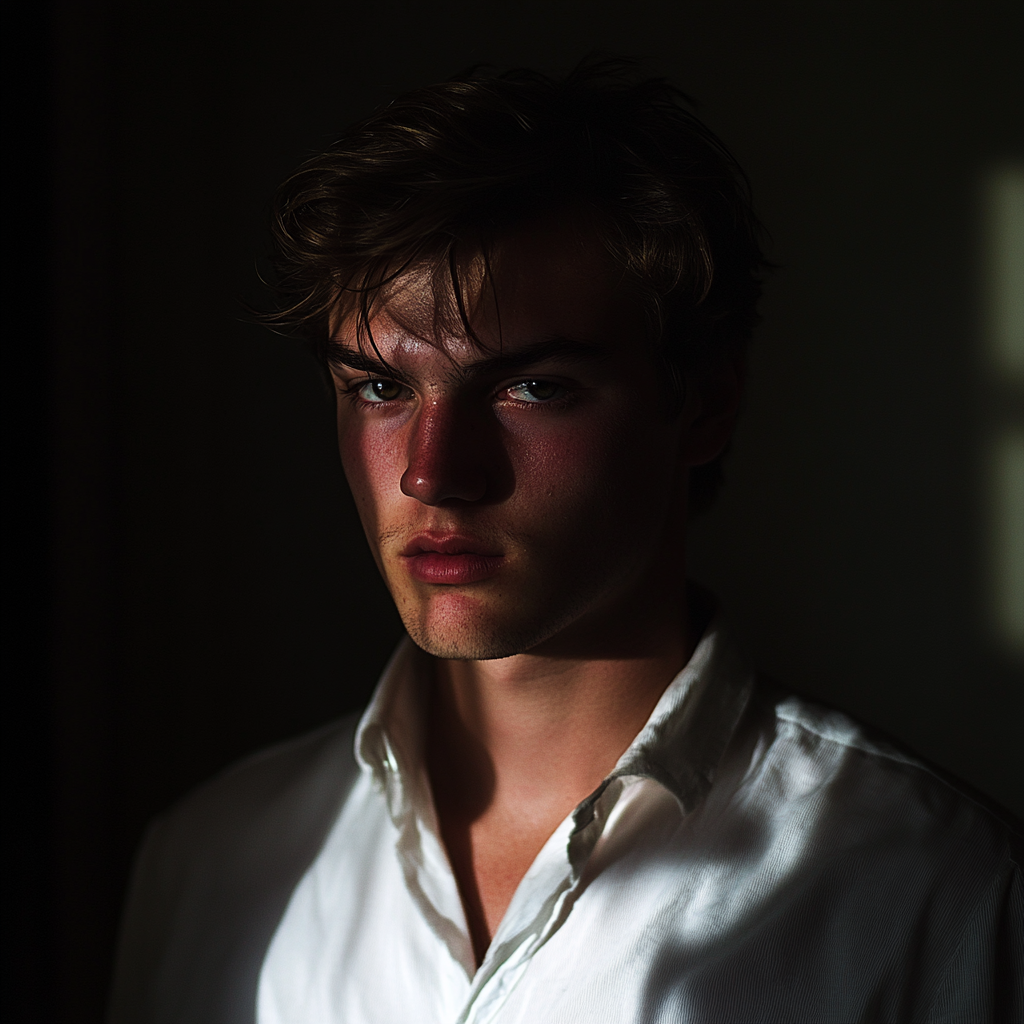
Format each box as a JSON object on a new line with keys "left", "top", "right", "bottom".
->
{"left": 990, "top": 428, "right": 1024, "bottom": 652}
{"left": 984, "top": 163, "right": 1024, "bottom": 656}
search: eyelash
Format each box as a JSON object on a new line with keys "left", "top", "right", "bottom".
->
{"left": 341, "top": 378, "right": 577, "bottom": 410}
{"left": 343, "top": 379, "right": 411, "bottom": 406}
{"left": 502, "top": 381, "right": 574, "bottom": 408}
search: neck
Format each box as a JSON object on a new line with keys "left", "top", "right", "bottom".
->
{"left": 427, "top": 582, "right": 694, "bottom": 827}
{"left": 424, "top": 574, "right": 698, "bottom": 964}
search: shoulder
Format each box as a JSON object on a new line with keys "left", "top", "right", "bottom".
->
{"left": 130, "top": 711, "right": 365, "bottom": 926}
{"left": 742, "top": 678, "right": 1021, "bottom": 880}
{"left": 109, "top": 713, "right": 364, "bottom": 1024}
{"left": 149, "top": 712, "right": 363, "bottom": 860}
{"left": 719, "top": 682, "right": 1024, "bottom": 1018}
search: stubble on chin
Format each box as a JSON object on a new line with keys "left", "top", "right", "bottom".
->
{"left": 404, "top": 626, "right": 521, "bottom": 662}
{"left": 399, "top": 601, "right": 540, "bottom": 662}
{"left": 395, "top": 579, "right": 610, "bottom": 662}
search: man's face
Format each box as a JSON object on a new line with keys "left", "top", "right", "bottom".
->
{"left": 331, "top": 216, "right": 735, "bottom": 661}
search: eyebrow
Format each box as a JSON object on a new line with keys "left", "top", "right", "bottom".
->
{"left": 330, "top": 337, "right": 609, "bottom": 383}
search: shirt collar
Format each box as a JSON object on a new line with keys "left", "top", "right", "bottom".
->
{"left": 354, "top": 638, "right": 434, "bottom": 823}
{"left": 354, "top": 605, "right": 755, "bottom": 824}
{"left": 572, "top": 611, "right": 755, "bottom": 837}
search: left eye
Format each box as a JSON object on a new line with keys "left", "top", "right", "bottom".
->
{"left": 506, "top": 380, "right": 564, "bottom": 403}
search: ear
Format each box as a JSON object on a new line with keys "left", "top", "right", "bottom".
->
{"left": 681, "top": 355, "right": 746, "bottom": 467}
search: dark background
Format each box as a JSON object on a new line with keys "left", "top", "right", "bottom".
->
{"left": 5, "top": 1, "right": 1023, "bottom": 1021}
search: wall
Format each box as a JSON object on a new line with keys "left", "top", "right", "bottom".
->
{"left": 36, "top": 2, "right": 1024, "bottom": 1019}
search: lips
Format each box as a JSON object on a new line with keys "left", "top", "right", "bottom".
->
{"left": 399, "top": 533, "right": 505, "bottom": 585}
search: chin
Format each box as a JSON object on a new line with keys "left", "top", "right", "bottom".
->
{"left": 398, "top": 591, "right": 577, "bottom": 661}
{"left": 403, "top": 615, "right": 539, "bottom": 661}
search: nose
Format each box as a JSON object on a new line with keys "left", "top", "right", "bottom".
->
{"left": 400, "top": 398, "right": 489, "bottom": 505}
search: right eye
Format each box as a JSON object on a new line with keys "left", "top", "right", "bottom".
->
{"left": 357, "top": 379, "right": 406, "bottom": 403}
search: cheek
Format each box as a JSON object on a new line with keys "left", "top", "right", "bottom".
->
{"left": 505, "top": 412, "right": 678, "bottom": 535}
{"left": 336, "top": 415, "right": 405, "bottom": 531}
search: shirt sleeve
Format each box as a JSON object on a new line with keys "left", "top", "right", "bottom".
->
{"left": 925, "top": 840, "right": 1024, "bottom": 1024}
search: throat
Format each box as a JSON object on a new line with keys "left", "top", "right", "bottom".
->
{"left": 424, "top": 594, "right": 698, "bottom": 966}
{"left": 432, "top": 797, "right": 561, "bottom": 968}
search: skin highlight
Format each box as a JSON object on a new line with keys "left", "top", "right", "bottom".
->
{"left": 331, "top": 214, "right": 742, "bottom": 965}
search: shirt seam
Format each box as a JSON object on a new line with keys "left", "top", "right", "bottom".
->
{"left": 919, "top": 862, "right": 1016, "bottom": 1022}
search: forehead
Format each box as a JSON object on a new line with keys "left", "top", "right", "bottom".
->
{"left": 335, "top": 213, "right": 645, "bottom": 362}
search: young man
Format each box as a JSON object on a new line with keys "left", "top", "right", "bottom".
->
{"left": 109, "top": 64, "right": 1022, "bottom": 1024}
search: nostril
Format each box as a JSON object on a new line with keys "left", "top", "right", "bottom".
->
{"left": 400, "top": 463, "right": 487, "bottom": 505}
{"left": 400, "top": 469, "right": 431, "bottom": 501}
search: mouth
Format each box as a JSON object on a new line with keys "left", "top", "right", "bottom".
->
{"left": 399, "top": 533, "right": 505, "bottom": 585}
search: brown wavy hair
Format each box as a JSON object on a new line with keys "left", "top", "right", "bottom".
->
{"left": 261, "top": 57, "right": 770, "bottom": 509}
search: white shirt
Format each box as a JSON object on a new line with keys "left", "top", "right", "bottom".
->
{"left": 109, "top": 616, "right": 1022, "bottom": 1024}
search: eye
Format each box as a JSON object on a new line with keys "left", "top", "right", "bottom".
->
{"left": 356, "top": 378, "right": 406, "bottom": 403}
{"left": 506, "top": 380, "right": 565, "bottom": 403}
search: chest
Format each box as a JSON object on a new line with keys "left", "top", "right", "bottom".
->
{"left": 256, "top": 776, "right": 947, "bottom": 1024}
{"left": 435, "top": 799, "right": 574, "bottom": 963}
